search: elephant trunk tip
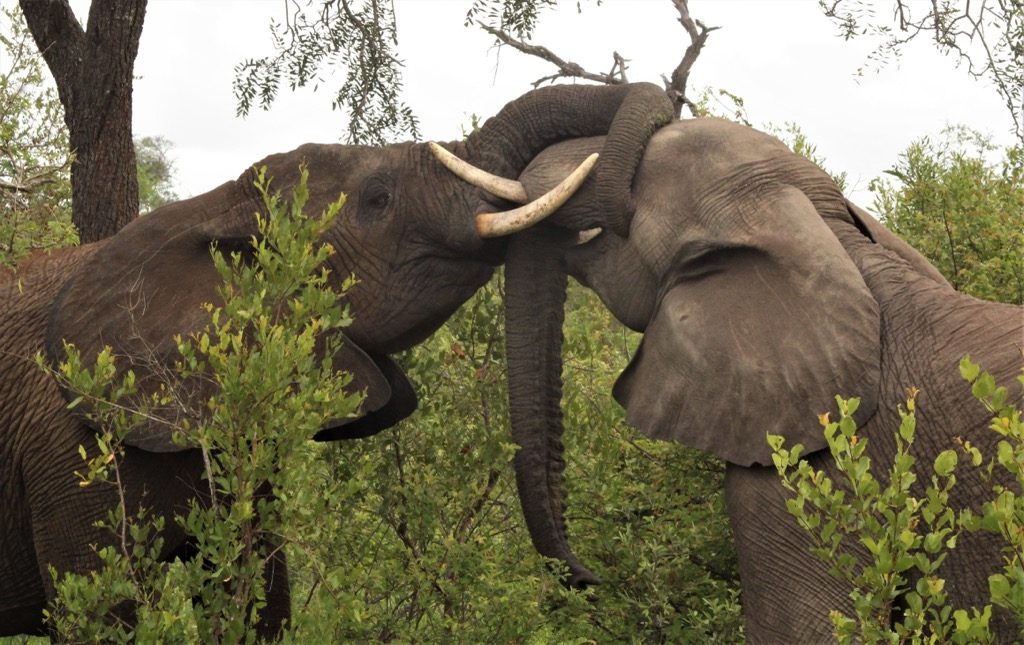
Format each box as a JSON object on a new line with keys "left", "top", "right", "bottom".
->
{"left": 561, "top": 559, "right": 601, "bottom": 591}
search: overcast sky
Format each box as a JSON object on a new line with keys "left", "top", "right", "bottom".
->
{"left": 69, "top": 1, "right": 1019, "bottom": 208}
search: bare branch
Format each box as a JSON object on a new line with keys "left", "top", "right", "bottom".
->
{"left": 478, "top": 21, "right": 626, "bottom": 87}
{"left": 665, "top": 0, "right": 721, "bottom": 118}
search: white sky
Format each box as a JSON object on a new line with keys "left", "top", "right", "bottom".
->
{"left": 56, "top": 1, "right": 1024, "bottom": 208}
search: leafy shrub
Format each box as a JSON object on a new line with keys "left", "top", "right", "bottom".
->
{"left": 871, "top": 126, "right": 1024, "bottom": 304}
{"left": 45, "top": 166, "right": 361, "bottom": 641}
{"left": 771, "top": 357, "right": 1024, "bottom": 642}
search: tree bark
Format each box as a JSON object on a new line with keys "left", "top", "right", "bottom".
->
{"left": 19, "top": 0, "right": 147, "bottom": 243}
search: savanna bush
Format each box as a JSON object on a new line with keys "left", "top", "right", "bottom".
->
{"left": 771, "top": 358, "right": 1024, "bottom": 643}
{"left": 45, "top": 166, "right": 362, "bottom": 642}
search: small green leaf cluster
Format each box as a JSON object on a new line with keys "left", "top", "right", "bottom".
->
{"left": 958, "top": 357, "right": 1024, "bottom": 626}
{"left": 771, "top": 356, "right": 1024, "bottom": 643}
{"left": 770, "top": 393, "right": 969, "bottom": 641}
{"left": 233, "top": 2, "right": 420, "bottom": 146}
{"left": 44, "top": 165, "right": 362, "bottom": 641}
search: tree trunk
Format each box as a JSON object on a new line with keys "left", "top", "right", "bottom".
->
{"left": 19, "top": 0, "right": 147, "bottom": 243}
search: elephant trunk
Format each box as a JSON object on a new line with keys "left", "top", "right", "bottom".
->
{"left": 504, "top": 225, "right": 598, "bottom": 588}
{"left": 455, "top": 82, "right": 672, "bottom": 588}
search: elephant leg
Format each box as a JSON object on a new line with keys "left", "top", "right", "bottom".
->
{"left": 0, "top": 513, "right": 45, "bottom": 635}
{"left": 0, "top": 475, "right": 47, "bottom": 636}
{"left": 724, "top": 462, "right": 853, "bottom": 643}
{"left": 255, "top": 541, "right": 290, "bottom": 640}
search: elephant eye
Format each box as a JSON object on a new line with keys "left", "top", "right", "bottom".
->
{"left": 361, "top": 180, "right": 393, "bottom": 211}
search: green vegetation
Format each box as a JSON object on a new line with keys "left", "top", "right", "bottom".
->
{"left": 135, "top": 135, "right": 178, "bottom": 213}
{"left": 871, "top": 127, "right": 1024, "bottom": 304}
{"left": 283, "top": 276, "right": 741, "bottom": 641}
{"left": 0, "top": 6, "right": 76, "bottom": 266}
{"left": 45, "top": 168, "right": 361, "bottom": 642}
{"left": 771, "top": 359, "right": 1024, "bottom": 642}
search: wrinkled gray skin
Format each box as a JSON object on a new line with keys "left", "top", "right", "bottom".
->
{"left": 0, "top": 83, "right": 673, "bottom": 638}
{"left": 508, "top": 119, "right": 1024, "bottom": 642}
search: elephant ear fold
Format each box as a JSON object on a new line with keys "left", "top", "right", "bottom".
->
{"left": 315, "top": 353, "right": 418, "bottom": 441}
{"left": 612, "top": 187, "right": 881, "bottom": 466}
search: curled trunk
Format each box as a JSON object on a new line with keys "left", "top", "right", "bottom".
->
{"left": 453, "top": 82, "right": 674, "bottom": 588}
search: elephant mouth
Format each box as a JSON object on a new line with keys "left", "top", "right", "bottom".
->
{"left": 313, "top": 349, "right": 418, "bottom": 442}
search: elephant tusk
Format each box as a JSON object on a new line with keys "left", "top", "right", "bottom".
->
{"left": 577, "top": 228, "right": 602, "bottom": 245}
{"left": 428, "top": 141, "right": 529, "bottom": 203}
{"left": 475, "top": 153, "right": 599, "bottom": 238}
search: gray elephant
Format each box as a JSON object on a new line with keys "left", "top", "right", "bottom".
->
{"left": 0, "top": 83, "right": 674, "bottom": 638}
{"left": 439, "top": 117, "right": 1023, "bottom": 641}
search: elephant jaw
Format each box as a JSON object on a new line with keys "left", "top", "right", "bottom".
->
{"left": 428, "top": 142, "right": 600, "bottom": 237}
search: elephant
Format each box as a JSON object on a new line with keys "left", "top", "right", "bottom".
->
{"left": 438, "top": 116, "right": 1024, "bottom": 641}
{"left": 0, "top": 82, "right": 675, "bottom": 638}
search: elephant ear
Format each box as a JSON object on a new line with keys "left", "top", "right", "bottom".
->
{"left": 612, "top": 186, "right": 881, "bottom": 466}
{"left": 314, "top": 352, "right": 418, "bottom": 441}
{"left": 46, "top": 180, "right": 406, "bottom": 452}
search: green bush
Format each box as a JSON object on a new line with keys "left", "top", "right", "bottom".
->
{"left": 771, "top": 358, "right": 1024, "bottom": 643}
{"left": 278, "top": 275, "right": 742, "bottom": 642}
{"left": 45, "top": 165, "right": 361, "bottom": 642}
{"left": 871, "top": 127, "right": 1024, "bottom": 305}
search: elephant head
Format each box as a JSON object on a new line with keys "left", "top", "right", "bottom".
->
{"left": 492, "top": 118, "right": 1024, "bottom": 641}
{"left": 44, "top": 83, "right": 673, "bottom": 457}
{"left": 435, "top": 115, "right": 899, "bottom": 588}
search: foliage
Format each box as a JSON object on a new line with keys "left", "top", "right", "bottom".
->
{"left": 135, "top": 135, "right": 178, "bottom": 213}
{"left": 281, "top": 276, "right": 742, "bottom": 642}
{"left": 233, "top": 0, "right": 419, "bottom": 146}
{"left": 819, "top": 0, "right": 1024, "bottom": 143}
{"left": 958, "top": 357, "right": 1024, "bottom": 628}
{"left": 770, "top": 394, "right": 973, "bottom": 642}
{"left": 0, "top": 5, "right": 75, "bottom": 267}
{"left": 43, "top": 166, "right": 362, "bottom": 641}
{"left": 771, "top": 357, "right": 1024, "bottom": 643}
{"left": 870, "top": 126, "right": 1024, "bottom": 304}
{"left": 231, "top": 0, "right": 598, "bottom": 144}
{"left": 0, "top": 6, "right": 180, "bottom": 265}
{"left": 465, "top": 0, "right": 562, "bottom": 40}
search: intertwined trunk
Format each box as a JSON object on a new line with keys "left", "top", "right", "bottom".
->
{"left": 19, "top": 0, "right": 147, "bottom": 242}
{"left": 462, "top": 83, "right": 673, "bottom": 586}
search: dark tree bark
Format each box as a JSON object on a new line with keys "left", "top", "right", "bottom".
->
{"left": 19, "top": 0, "right": 147, "bottom": 243}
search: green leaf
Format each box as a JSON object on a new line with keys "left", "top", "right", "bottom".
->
{"left": 959, "top": 355, "right": 980, "bottom": 382}
{"left": 989, "top": 573, "right": 1011, "bottom": 601}
{"left": 934, "top": 450, "right": 958, "bottom": 477}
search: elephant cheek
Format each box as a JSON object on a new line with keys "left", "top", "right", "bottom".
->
{"left": 565, "top": 234, "right": 658, "bottom": 332}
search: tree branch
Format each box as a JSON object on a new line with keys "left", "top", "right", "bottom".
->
{"left": 664, "top": 0, "right": 720, "bottom": 117}
{"left": 477, "top": 0, "right": 718, "bottom": 119}
{"left": 478, "top": 21, "right": 626, "bottom": 87}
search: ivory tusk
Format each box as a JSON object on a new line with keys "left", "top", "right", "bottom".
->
{"left": 428, "top": 141, "right": 529, "bottom": 204}
{"left": 475, "top": 153, "right": 599, "bottom": 238}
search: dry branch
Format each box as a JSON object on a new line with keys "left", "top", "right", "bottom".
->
{"left": 477, "top": 0, "right": 719, "bottom": 118}
{"left": 478, "top": 21, "right": 627, "bottom": 87}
